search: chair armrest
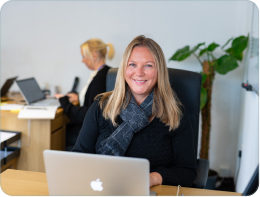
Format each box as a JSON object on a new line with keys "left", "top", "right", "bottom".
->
{"left": 191, "top": 158, "right": 209, "bottom": 189}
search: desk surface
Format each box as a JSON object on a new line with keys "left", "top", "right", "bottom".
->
{"left": 1, "top": 92, "right": 64, "bottom": 116}
{"left": 1, "top": 93, "right": 66, "bottom": 172}
{"left": 1, "top": 169, "right": 241, "bottom": 196}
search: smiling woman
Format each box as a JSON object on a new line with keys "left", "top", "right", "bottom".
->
{"left": 98, "top": 35, "right": 183, "bottom": 131}
{"left": 72, "top": 35, "right": 197, "bottom": 188}
{"left": 125, "top": 47, "right": 158, "bottom": 105}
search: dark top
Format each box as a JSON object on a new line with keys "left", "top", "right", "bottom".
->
{"left": 59, "top": 65, "right": 110, "bottom": 124}
{"left": 72, "top": 99, "right": 197, "bottom": 187}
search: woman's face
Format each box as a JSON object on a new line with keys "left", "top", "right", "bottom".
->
{"left": 81, "top": 49, "right": 94, "bottom": 70}
{"left": 125, "top": 46, "right": 158, "bottom": 104}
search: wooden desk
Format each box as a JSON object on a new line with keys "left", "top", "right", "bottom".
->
{"left": 1, "top": 169, "right": 242, "bottom": 196}
{"left": 1, "top": 93, "right": 66, "bottom": 172}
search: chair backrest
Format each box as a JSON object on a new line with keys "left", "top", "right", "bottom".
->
{"left": 106, "top": 68, "right": 202, "bottom": 156}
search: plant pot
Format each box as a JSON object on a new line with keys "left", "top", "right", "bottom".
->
{"left": 204, "top": 169, "right": 218, "bottom": 190}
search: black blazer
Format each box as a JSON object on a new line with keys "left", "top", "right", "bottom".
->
{"left": 59, "top": 65, "right": 110, "bottom": 124}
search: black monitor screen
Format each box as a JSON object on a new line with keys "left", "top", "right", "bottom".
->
{"left": 16, "top": 78, "right": 45, "bottom": 104}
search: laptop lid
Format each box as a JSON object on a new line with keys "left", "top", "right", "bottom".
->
{"left": 43, "top": 150, "right": 150, "bottom": 196}
{"left": 0, "top": 76, "right": 18, "bottom": 97}
{"left": 16, "top": 78, "right": 46, "bottom": 104}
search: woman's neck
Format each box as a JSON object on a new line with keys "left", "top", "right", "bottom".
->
{"left": 132, "top": 93, "right": 149, "bottom": 106}
{"left": 135, "top": 97, "right": 146, "bottom": 106}
{"left": 93, "top": 60, "right": 106, "bottom": 71}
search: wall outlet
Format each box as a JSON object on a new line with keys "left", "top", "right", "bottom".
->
{"left": 219, "top": 165, "right": 230, "bottom": 177}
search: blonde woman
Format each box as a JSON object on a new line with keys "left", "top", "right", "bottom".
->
{"left": 72, "top": 35, "right": 197, "bottom": 187}
{"left": 55, "top": 38, "right": 115, "bottom": 150}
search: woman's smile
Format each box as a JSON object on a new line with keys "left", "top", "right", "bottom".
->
{"left": 133, "top": 79, "right": 147, "bottom": 84}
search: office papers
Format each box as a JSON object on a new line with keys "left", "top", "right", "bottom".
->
{"left": 0, "top": 131, "right": 17, "bottom": 143}
{"left": 18, "top": 106, "right": 58, "bottom": 119}
{"left": 0, "top": 104, "right": 24, "bottom": 111}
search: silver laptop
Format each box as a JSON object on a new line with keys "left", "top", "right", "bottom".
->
{"left": 16, "top": 78, "right": 60, "bottom": 107}
{"left": 43, "top": 150, "right": 155, "bottom": 196}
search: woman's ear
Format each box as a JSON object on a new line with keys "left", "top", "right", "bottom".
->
{"left": 92, "top": 51, "right": 98, "bottom": 61}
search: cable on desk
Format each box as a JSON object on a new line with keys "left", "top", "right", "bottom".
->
{"left": 27, "top": 119, "right": 31, "bottom": 146}
{"left": 176, "top": 185, "right": 181, "bottom": 196}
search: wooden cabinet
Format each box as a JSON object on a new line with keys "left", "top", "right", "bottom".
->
{"left": 0, "top": 108, "right": 66, "bottom": 172}
{"left": 51, "top": 128, "right": 64, "bottom": 151}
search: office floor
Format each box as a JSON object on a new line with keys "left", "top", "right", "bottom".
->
{"left": 215, "top": 177, "right": 235, "bottom": 192}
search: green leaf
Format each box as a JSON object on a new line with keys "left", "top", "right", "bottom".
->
{"left": 212, "top": 60, "right": 219, "bottom": 67}
{"left": 200, "top": 87, "right": 207, "bottom": 110}
{"left": 200, "top": 72, "right": 207, "bottom": 84}
{"left": 169, "top": 46, "right": 191, "bottom": 61}
{"left": 225, "top": 47, "right": 243, "bottom": 61}
{"left": 231, "top": 36, "right": 248, "bottom": 55}
{"left": 235, "top": 53, "right": 243, "bottom": 61}
{"left": 190, "top": 43, "right": 205, "bottom": 53}
{"left": 221, "top": 37, "right": 233, "bottom": 49}
{"left": 199, "top": 48, "right": 208, "bottom": 56}
{"left": 226, "top": 47, "right": 233, "bottom": 54}
{"left": 215, "top": 55, "right": 238, "bottom": 74}
{"left": 207, "top": 42, "right": 220, "bottom": 52}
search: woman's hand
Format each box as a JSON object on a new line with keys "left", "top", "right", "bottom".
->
{"left": 149, "top": 172, "right": 163, "bottom": 187}
{"left": 67, "top": 93, "right": 79, "bottom": 103}
{"left": 55, "top": 94, "right": 65, "bottom": 99}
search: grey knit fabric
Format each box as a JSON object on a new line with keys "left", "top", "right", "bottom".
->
{"left": 96, "top": 89, "right": 154, "bottom": 156}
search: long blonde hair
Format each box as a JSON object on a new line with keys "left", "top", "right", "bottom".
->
{"left": 98, "top": 35, "right": 182, "bottom": 131}
{"left": 81, "top": 38, "right": 115, "bottom": 61}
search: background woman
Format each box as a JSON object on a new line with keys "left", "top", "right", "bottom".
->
{"left": 55, "top": 38, "right": 115, "bottom": 150}
{"left": 72, "top": 35, "right": 196, "bottom": 187}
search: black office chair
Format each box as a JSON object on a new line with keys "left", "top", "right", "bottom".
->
{"left": 106, "top": 67, "right": 209, "bottom": 189}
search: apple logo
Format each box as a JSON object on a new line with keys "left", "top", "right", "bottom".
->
{"left": 90, "top": 178, "right": 103, "bottom": 191}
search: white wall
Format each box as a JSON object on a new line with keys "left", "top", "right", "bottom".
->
{"left": 0, "top": 0, "right": 256, "bottom": 177}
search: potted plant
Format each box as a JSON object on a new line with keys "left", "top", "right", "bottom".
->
{"left": 169, "top": 35, "right": 248, "bottom": 189}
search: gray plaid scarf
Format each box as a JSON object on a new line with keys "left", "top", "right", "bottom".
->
{"left": 96, "top": 89, "right": 154, "bottom": 156}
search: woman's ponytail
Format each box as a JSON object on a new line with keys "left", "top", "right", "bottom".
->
{"left": 106, "top": 43, "right": 115, "bottom": 60}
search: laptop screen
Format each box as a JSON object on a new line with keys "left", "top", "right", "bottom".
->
{"left": 1, "top": 76, "right": 18, "bottom": 97}
{"left": 16, "top": 78, "right": 46, "bottom": 104}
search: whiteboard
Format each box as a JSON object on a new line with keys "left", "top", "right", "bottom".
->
{"left": 246, "top": 4, "right": 259, "bottom": 95}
